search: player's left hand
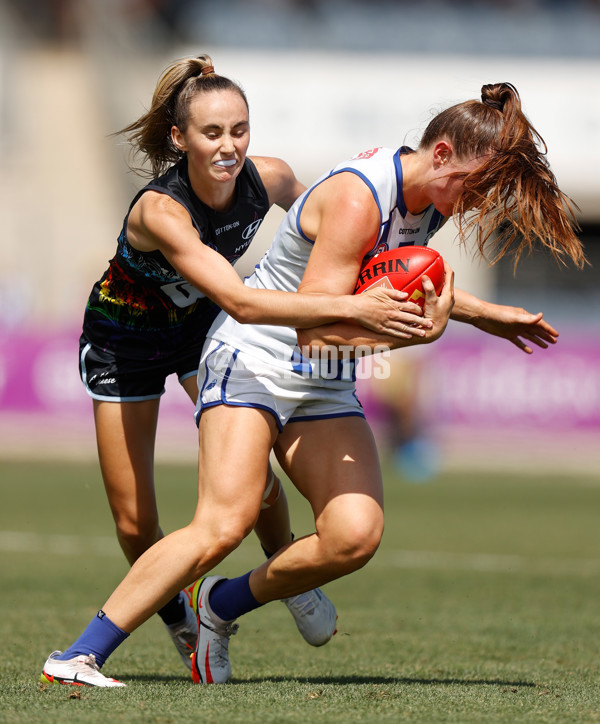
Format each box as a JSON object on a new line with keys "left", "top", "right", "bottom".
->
{"left": 474, "top": 304, "right": 559, "bottom": 354}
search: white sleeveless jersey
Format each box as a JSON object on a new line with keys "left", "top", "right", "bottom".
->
{"left": 208, "top": 147, "right": 445, "bottom": 370}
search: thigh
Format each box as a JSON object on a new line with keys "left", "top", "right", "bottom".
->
{"left": 180, "top": 373, "right": 199, "bottom": 404}
{"left": 93, "top": 398, "right": 161, "bottom": 522}
{"left": 192, "top": 404, "right": 281, "bottom": 532}
{"left": 175, "top": 344, "right": 204, "bottom": 396}
{"left": 274, "top": 415, "right": 384, "bottom": 527}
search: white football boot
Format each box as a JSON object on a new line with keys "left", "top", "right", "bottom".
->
{"left": 40, "top": 651, "right": 125, "bottom": 687}
{"left": 282, "top": 588, "right": 337, "bottom": 646}
{"left": 190, "top": 576, "right": 239, "bottom": 684}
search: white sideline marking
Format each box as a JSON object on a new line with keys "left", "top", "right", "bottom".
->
{"left": 1, "top": 530, "right": 599, "bottom": 577}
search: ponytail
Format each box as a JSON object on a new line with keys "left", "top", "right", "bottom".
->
{"left": 421, "top": 82, "right": 585, "bottom": 269}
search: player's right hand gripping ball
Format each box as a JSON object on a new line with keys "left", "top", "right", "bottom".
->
{"left": 354, "top": 246, "right": 444, "bottom": 308}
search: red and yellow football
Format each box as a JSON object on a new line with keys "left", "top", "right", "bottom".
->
{"left": 354, "top": 245, "right": 444, "bottom": 308}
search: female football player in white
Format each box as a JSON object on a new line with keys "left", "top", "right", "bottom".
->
{"left": 42, "top": 81, "right": 584, "bottom": 687}
{"left": 49, "top": 53, "right": 422, "bottom": 681}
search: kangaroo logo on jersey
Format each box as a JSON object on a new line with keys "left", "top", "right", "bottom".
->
{"left": 351, "top": 148, "right": 382, "bottom": 160}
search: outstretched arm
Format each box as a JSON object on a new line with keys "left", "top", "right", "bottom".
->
{"left": 452, "top": 288, "right": 559, "bottom": 354}
{"left": 126, "top": 190, "right": 415, "bottom": 335}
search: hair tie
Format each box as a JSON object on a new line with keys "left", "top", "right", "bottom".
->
{"left": 201, "top": 65, "right": 215, "bottom": 76}
{"left": 484, "top": 98, "right": 503, "bottom": 111}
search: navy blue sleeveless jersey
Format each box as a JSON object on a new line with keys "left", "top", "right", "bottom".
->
{"left": 82, "top": 158, "right": 269, "bottom": 360}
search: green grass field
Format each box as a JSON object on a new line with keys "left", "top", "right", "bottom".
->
{"left": 1, "top": 459, "right": 599, "bottom": 723}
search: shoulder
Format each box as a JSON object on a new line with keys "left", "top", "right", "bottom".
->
{"left": 312, "top": 171, "right": 381, "bottom": 228}
{"left": 249, "top": 155, "right": 306, "bottom": 211}
{"left": 134, "top": 190, "right": 189, "bottom": 222}
{"left": 128, "top": 190, "right": 193, "bottom": 251}
{"left": 249, "top": 155, "right": 294, "bottom": 185}
{"left": 326, "top": 148, "right": 399, "bottom": 215}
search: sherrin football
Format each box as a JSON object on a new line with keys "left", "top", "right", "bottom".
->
{"left": 354, "top": 245, "right": 444, "bottom": 308}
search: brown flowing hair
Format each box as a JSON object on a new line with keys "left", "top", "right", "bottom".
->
{"left": 117, "top": 54, "right": 249, "bottom": 179}
{"left": 420, "top": 82, "right": 585, "bottom": 269}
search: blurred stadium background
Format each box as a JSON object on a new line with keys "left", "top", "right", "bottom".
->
{"left": 0, "top": 0, "right": 599, "bottom": 474}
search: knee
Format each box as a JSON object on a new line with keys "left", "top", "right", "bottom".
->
{"left": 114, "top": 510, "right": 160, "bottom": 556}
{"left": 211, "top": 522, "right": 252, "bottom": 557}
{"left": 190, "top": 511, "right": 256, "bottom": 567}
{"left": 323, "top": 512, "right": 384, "bottom": 575}
{"left": 340, "top": 524, "right": 383, "bottom": 572}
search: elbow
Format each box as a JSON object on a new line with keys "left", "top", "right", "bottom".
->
{"left": 296, "top": 328, "right": 311, "bottom": 348}
{"left": 296, "top": 328, "right": 323, "bottom": 353}
{"left": 222, "top": 298, "right": 253, "bottom": 325}
{"left": 232, "top": 308, "right": 252, "bottom": 325}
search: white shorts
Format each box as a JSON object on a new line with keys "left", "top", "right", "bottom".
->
{"left": 194, "top": 339, "right": 364, "bottom": 431}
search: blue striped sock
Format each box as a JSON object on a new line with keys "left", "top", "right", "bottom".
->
{"left": 209, "top": 572, "right": 262, "bottom": 621}
{"left": 57, "top": 611, "right": 129, "bottom": 667}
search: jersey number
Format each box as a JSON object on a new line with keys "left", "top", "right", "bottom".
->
{"left": 161, "top": 281, "right": 205, "bottom": 308}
